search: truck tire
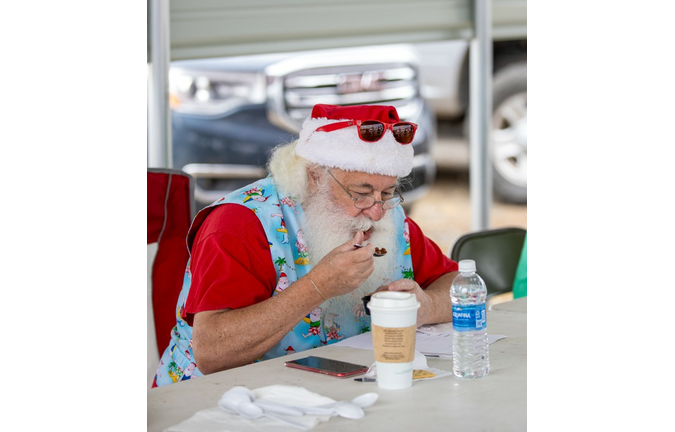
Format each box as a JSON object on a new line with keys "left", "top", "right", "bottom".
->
{"left": 491, "top": 61, "right": 527, "bottom": 204}
{"left": 464, "top": 60, "right": 527, "bottom": 204}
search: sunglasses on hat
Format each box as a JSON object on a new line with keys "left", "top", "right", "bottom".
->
{"left": 315, "top": 119, "right": 417, "bottom": 144}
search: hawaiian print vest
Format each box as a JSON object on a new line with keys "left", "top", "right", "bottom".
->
{"left": 153, "top": 176, "right": 413, "bottom": 386}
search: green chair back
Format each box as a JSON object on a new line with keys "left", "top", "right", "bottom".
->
{"left": 450, "top": 227, "right": 527, "bottom": 298}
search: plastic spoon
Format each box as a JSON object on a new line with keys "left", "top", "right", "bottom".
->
{"left": 254, "top": 399, "right": 305, "bottom": 416}
{"left": 349, "top": 392, "right": 379, "bottom": 408}
{"left": 316, "top": 392, "right": 378, "bottom": 409}
{"left": 220, "top": 386, "right": 254, "bottom": 405}
{"left": 284, "top": 402, "right": 363, "bottom": 419}
{"left": 332, "top": 402, "right": 365, "bottom": 419}
{"left": 218, "top": 398, "right": 241, "bottom": 414}
{"left": 218, "top": 387, "right": 252, "bottom": 414}
{"left": 237, "top": 401, "right": 311, "bottom": 430}
{"left": 220, "top": 386, "right": 306, "bottom": 417}
{"left": 286, "top": 392, "right": 378, "bottom": 417}
{"left": 227, "top": 386, "right": 256, "bottom": 400}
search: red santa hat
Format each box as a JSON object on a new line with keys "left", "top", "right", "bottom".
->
{"left": 296, "top": 104, "right": 414, "bottom": 177}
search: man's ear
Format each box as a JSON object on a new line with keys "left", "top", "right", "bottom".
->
{"left": 307, "top": 167, "right": 322, "bottom": 186}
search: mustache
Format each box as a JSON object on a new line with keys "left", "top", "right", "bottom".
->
{"left": 350, "top": 215, "right": 376, "bottom": 233}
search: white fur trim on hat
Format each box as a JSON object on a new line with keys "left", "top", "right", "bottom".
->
{"left": 296, "top": 117, "right": 414, "bottom": 177}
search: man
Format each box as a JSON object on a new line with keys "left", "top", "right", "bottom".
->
{"left": 153, "top": 104, "right": 458, "bottom": 387}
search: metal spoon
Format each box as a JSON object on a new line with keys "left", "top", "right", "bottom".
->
{"left": 353, "top": 243, "right": 386, "bottom": 257}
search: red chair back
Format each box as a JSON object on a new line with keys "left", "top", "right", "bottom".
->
{"left": 147, "top": 169, "right": 194, "bottom": 353}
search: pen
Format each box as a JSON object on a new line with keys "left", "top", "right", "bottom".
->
{"left": 354, "top": 377, "right": 376, "bottom": 382}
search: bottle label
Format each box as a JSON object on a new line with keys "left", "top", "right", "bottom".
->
{"left": 452, "top": 303, "right": 486, "bottom": 332}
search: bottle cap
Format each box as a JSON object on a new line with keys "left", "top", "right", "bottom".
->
{"left": 458, "top": 259, "right": 476, "bottom": 273}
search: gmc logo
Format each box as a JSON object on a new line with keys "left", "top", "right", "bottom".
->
{"left": 337, "top": 72, "right": 384, "bottom": 94}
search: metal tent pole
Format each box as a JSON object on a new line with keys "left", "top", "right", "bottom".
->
{"left": 469, "top": 0, "right": 493, "bottom": 230}
{"left": 148, "top": 0, "right": 172, "bottom": 168}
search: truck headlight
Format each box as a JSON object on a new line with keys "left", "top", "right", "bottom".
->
{"left": 169, "top": 68, "right": 266, "bottom": 116}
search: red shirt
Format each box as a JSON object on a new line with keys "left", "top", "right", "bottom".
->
{"left": 185, "top": 204, "right": 457, "bottom": 324}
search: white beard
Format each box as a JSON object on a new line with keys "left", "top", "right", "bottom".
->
{"left": 299, "top": 187, "right": 402, "bottom": 320}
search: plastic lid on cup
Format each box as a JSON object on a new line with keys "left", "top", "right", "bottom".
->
{"left": 367, "top": 291, "right": 420, "bottom": 312}
{"left": 458, "top": 259, "right": 476, "bottom": 273}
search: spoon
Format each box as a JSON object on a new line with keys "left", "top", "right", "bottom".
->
{"left": 332, "top": 402, "right": 365, "bottom": 419}
{"left": 281, "top": 392, "right": 378, "bottom": 417}
{"left": 218, "top": 386, "right": 254, "bottom": 413}
{"left": 220, "top": 386, "right": 377, "bottom": 421}
{"left": 353, "top": 243, "right": 386, "bottom": 257}
{"left": 254, "top": 399, "right": 305, "bottom": 416}
{"left": 349, "top": 392, "right": 379, "bottom": 408}
{"left": 288, "top": 402, "right": 363, "bottom": 419}
{"left": 317, "top": 392, "right": 378, "bottom": 409}
{"left": 221, "top": 386, "right": 255, "bottom": 403}
{"left": 220, "top": 386, "right": 305, "bottom": 417}
{"left": 237, "top": 401, "right": 311, "bottom": 430}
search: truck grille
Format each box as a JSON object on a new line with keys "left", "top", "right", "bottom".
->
{"left": 267, "top": 62, "right": 422, "bottom": 132}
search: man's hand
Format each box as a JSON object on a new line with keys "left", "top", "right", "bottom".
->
{"left": 309, "top": 231, "right": 375, "bottom": 298}
{"left": 374, "top": 279, "right": 435, "bottom": 326}
{"left": 374, "top": 272, "right": 457, "bottom": 326}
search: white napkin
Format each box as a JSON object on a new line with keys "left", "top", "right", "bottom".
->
{"left": 164, "top": 385, "right": 338, "bottom": 432}
{"left": 362, "top": 350, "right": 453, "bottom": 382}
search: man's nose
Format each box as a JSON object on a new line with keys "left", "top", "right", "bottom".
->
{"left": 363, "top": 203, "right": 385, "bottom": 221}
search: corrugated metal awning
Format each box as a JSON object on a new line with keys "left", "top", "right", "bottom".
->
{"left": 150, "top": 0, "right": 525, "bottom": 61}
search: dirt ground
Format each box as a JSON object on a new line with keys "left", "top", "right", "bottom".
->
{"left": 407, "top": 164, "right": 527, "bottom": 307}
{"left": 411, "top": 120, "right": 528, "bottom": 255}
{"left": 407, "top": 167, "right": 528, "bottom": 259}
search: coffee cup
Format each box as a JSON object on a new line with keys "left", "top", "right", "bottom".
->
{"left": 367, "top": 291, "right": 420, "bottom": 389}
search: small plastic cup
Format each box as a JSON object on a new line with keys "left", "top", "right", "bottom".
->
{"left": 367, "top": 291, "right": 420, "bottom": 389}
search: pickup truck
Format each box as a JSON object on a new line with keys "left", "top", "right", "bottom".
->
{"left": 415, "top": 38, "right": 527, "bottom": 204}
{"left": 169, "top": 44, "right": 437, "bottom": 210}
{"left": 168, "top": 36, "right": 527, "bottom": 209}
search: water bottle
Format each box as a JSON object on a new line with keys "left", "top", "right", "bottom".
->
{"left": 450, "top": 259, "right": 489, "bottom": 378}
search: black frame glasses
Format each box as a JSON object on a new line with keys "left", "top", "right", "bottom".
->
{"left": 326, "top": 170, "right": 404, "bottom": 210}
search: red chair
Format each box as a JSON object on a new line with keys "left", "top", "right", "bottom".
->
{"left": 147, "top": 169, "right": 194, "bottom": 386}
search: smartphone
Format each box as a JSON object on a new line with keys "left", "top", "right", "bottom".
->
{"left": 284, "top": 356, "right": 369, "bottom": 377}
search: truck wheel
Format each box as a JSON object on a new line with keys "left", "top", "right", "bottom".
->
{"left": 464, "top": 61, "right": 527, "bottom": 204}
{"left": 491, "top": 61, "right": 527, "bottom": 204}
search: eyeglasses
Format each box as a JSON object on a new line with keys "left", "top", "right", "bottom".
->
{"left": 327, "top": 170, "right": 404, "bottom": 210}
{"left": 315, "top": 119, "right": 417, "bottom": 144}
